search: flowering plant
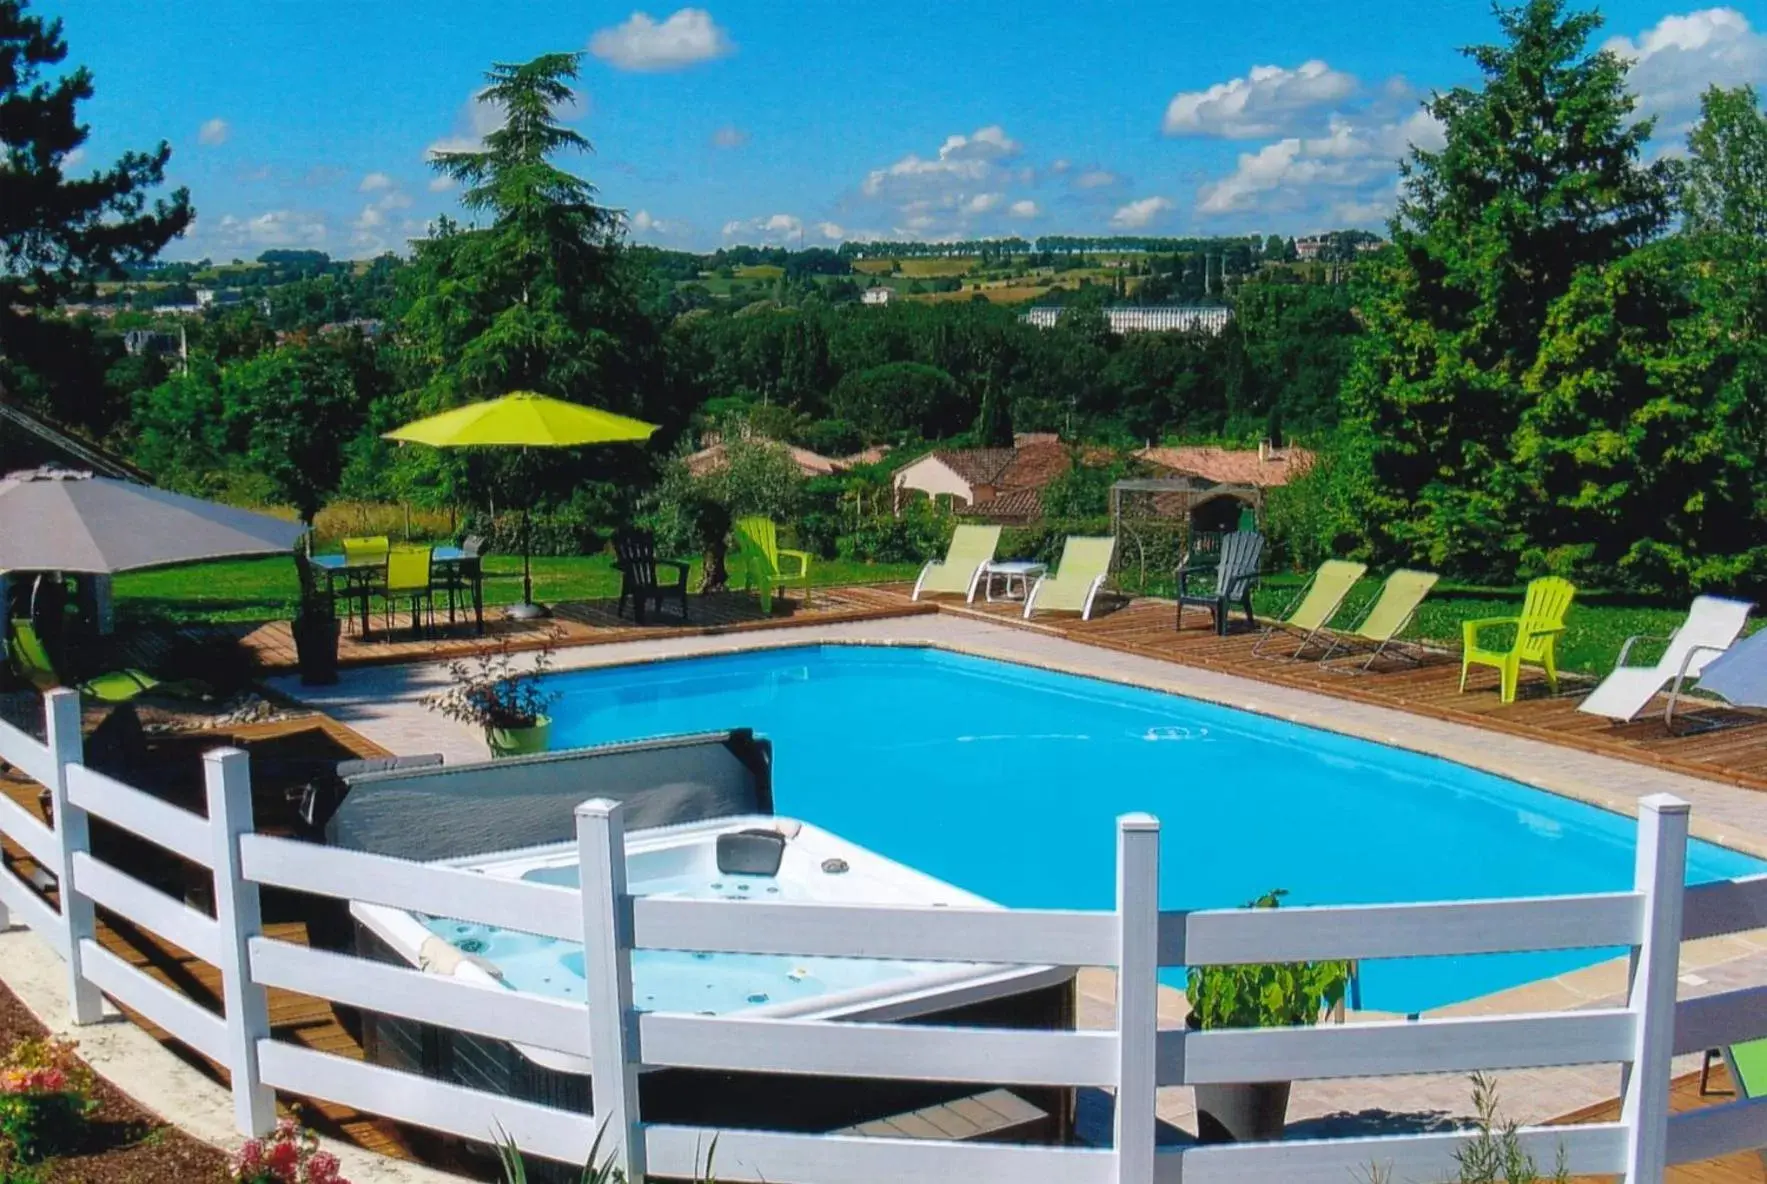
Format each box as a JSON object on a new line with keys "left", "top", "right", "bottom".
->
{"left": 423, "top": 633, "right": 559, "bottom": 731}
{"left": 230, "top": 1118, "right": 348, "bottom": 1184}
{"left": 0, "top": 1037, "right": 96, "bottom": 1164}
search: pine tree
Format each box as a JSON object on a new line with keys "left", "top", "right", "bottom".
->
{"left": 1341, "top": 0, "right": 1676, "bottom": 577}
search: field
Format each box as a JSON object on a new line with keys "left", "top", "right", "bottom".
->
{"left": 733, "top": 264, "right": 785, "bottom": 279}
{"left": 852, "top": 257, "right": 978, "bottom": 278}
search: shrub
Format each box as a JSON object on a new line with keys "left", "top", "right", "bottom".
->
{"left": 1185, "top": 890, "right": 1348, "bottom": 1031}
{"left": 842, "top": 500, "right": 953, "bottom": 564}
{"left": 0, "top": 1038, "right": 95, "bottom": 1165}
{"left": 230, "top": 1117, "right": 349, "bottom": 1184}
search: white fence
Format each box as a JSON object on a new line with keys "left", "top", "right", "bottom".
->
{"left": 3, "top": 686, "right": 1767, "bottom": 1183}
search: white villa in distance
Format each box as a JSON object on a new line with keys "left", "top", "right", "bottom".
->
{"left": 1021, "top": 305, "right": 1233, "bottom": 335}
{"left": 861, "top": 287, "right": 894, "bottom": 305}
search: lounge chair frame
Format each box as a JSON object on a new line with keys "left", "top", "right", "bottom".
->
{"left": 1317, "top": 570, "right": 1440, "bottom": 674}
{"left": 1250, "top": 561, "right": 1366, "bottom": 661}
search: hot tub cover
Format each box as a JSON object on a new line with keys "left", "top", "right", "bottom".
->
{"left": 325, "top": 729, "right": 773, "bottom": 862}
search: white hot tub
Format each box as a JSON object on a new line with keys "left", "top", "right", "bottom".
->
{"left": 352, "top": 814, "right": 1074, "bottom": 1074}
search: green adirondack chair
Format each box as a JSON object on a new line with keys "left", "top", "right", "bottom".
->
{"left": 9, "top": 619, "right": 158, "bottom": 703}
{"left": 1459, "top": 576, "right": 1577, "bottom": 703}
{"left": 732, "top": 516, "right": 812, "bottom": 614}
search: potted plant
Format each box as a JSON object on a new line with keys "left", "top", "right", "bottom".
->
{"left": 423, "top": 635, "right": 559, "bottom": 758}
{"left": 1185, "top": 889, "right": 1349, "bottom": 1144}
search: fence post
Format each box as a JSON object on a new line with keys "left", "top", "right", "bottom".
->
{"left": 44, "top": 688, "right": 103, "bottom": 1024}
{"left": 1115, "top": 813, "right": 1161, "bottom": 1184}
{"left": 206, "top": 747, "right": 276, "bottom": 1136}
{"left": 1621, "top": 793, "right": 1689, "bottom": 1184}
{"left": 577, "top": 799, "right": 644, "bottom": 1182}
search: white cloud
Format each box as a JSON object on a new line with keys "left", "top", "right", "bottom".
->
{"left": 722, "top": 212, "right": 803, "bottom": 244}
{"left": 629, "top": 209, "right": 671, "bottom": 235}
{"left": 198, "top": 118, "right": 230, "bottom": 146}
{"left": 1604, "top": 8, "right": 1767, "bottom": 135}
{"left": 1007, "top": 199, "right": 1040, "bottom": 218}
{"left": 590, "top": 8, "right": 733, "bottom": 72}
{"left": 428, "top": 176, "right": 457, "bottom": 192}
{"left": 1163, "top": 60, "right": 1358, "bottom": 138}
{"left": 1050, "top": 158, "right": 1071, "bottom": 173}
{"left": 359, "top": 172, "right": 394, "bottom": 192}
{"left": 354, "top": 205, "right": 387, "bottom": 231}
{"left": 1073, "top": 169, "right": 1119, "bottom": 189}
{"left": 1111, "top": 196, "right": 1174, "bottom": 229}
{"left": 711, "top": 125, "right": 748, "bottom": 149}
{"left": 964, "top": 192, "right": 1004, "bottom": 214}
{"left": 207, "top": 209, "right": 328, "bottom": 249}
{"left": 816, "top": 221, "right": 845, "bottom": 241}
{"left": 62, "top": 147, "right": 85, "bottom": 169}
{"left": 861, "top": 124, "right": 1021, "bottom": 200}
{"left": 1194, "top": 110, "right": 1440, "bottom": 220}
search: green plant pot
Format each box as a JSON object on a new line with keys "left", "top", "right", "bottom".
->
{"left": 486, "top": 716, "right": 551, "bottom": 759}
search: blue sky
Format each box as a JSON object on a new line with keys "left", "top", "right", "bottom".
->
{"left": 42, "top": 0, "right": 1767, "bottom": 258}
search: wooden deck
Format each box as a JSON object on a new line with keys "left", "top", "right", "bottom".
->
{"left": 0, "top": 716, "right": 437, "bottom": 1166}
{"left": 913, "top": 590, "right": 1767, "bottom": 795}
{"left": 1558, "top": 1063, "right": 1766, "bottom": 1182}
{"left": 119, "top": 584, "right": 930, "bottom": 676}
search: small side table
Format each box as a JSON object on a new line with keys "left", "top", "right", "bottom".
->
{"left": 980, "top": 560, "right": 1048, "bottom": 603}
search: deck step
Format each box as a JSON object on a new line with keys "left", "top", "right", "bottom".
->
{"left": 836, "top": 1088, "right": 1049, "bottom": 1142}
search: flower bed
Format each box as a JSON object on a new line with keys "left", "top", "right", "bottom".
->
{"left": 0, "top": 981, "right": 228, "bottom": 1182}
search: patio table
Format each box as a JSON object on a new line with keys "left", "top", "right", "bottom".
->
{"left": 307, "top": 545, "right": 482, "bottom": 637}
{"left": 979, "top": 560, "right": 1047, "bottom": 604}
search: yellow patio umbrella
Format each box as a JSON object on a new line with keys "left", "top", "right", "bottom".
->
{"left": 385, "top": 392, "right": 658, "bottom": 618}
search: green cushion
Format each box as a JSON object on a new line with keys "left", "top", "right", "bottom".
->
{"left": 80, "top": 670, "right": 157, "bottom": 703}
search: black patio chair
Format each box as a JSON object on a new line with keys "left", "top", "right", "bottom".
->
{"left": 1176, "top": 529, "right": 1265, "bottom": 636}
{"left": 614, "top": 529, "right": 690, "bottom": 624}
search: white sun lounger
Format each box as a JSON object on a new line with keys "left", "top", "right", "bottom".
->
{"left": 1577, "top": 595, "right": 1753, "bottom": 724}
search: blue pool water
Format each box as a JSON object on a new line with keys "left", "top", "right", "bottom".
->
{"left": 543, "top": 645, "right": 1766, "bottom": 1014}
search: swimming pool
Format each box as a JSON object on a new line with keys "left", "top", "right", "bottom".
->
{"left": 543, "top": 644, "right": 1766, "bottom": 1013}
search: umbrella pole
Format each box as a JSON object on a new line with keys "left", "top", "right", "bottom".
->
{"left": 507, "top": 503, "right": 547, "bottom": 620}
{"left": 523, "top": 506, "right": 533, "bottom": 606}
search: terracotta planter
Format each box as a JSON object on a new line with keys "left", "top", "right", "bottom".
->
{"left": 486, "top": 716, "right": 551, "bottom": 758}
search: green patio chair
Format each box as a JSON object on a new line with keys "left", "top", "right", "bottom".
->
{"left": 733, "top": 516, "right": 812, "bottom": 614}
{"left": 1251, "top": 559, "right": 1369, "bottom": 660}
{"left": 1459, "top": 576, "right": 1576, "bottom": 704}
{"left": 8, "top": 618, "right": 158, "bottom": 703}
{"left": 1022, "top": 536, "right": 1115, "bottom": 620}
{"left": 1316, "top": 569, "right": 1440, "bottom": 672}
{"left": 378, "top": 544, "right": 436, "bottom": 638}
{"left": 341, "top": 535, "right": 390, "bottom": 566}
{"left": 912, "top": 524, "right": 1001, "bottom": 602}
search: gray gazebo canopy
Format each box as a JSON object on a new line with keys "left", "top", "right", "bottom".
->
{"left": 0, "top": 467, "right": 306, "bottom": 575}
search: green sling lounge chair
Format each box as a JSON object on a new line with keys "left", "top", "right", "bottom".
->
{"left": 1459, "top": 576, "right": 1576, "bottom": 704}
{"left": 1316, "top": 569, "right": 1440, "bottom": 672}
{"left": 9, "top": 618, "right": 158, "bottom": 703}
{"left": 1700, "top": 1036, "right": 1767, "bottom": 1168}
{"left": 1022, "top": 536, "right": 1115, "bottom": 621}
{"left": 912, "top": 525, "right": 1001, "bottom": 603}
{"left": 1251, "top": 560, "right": 1369, "bottom": 659}
{"left": 732, "top": 516, "right": 812, "bottom": 615}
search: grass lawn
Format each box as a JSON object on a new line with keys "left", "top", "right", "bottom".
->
{"left": 112, "top": 552, "right": 924, "bottom": 626}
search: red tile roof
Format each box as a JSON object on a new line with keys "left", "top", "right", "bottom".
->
{"left": 1135, "top": 445, "right": 1314, "bottom": 488}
